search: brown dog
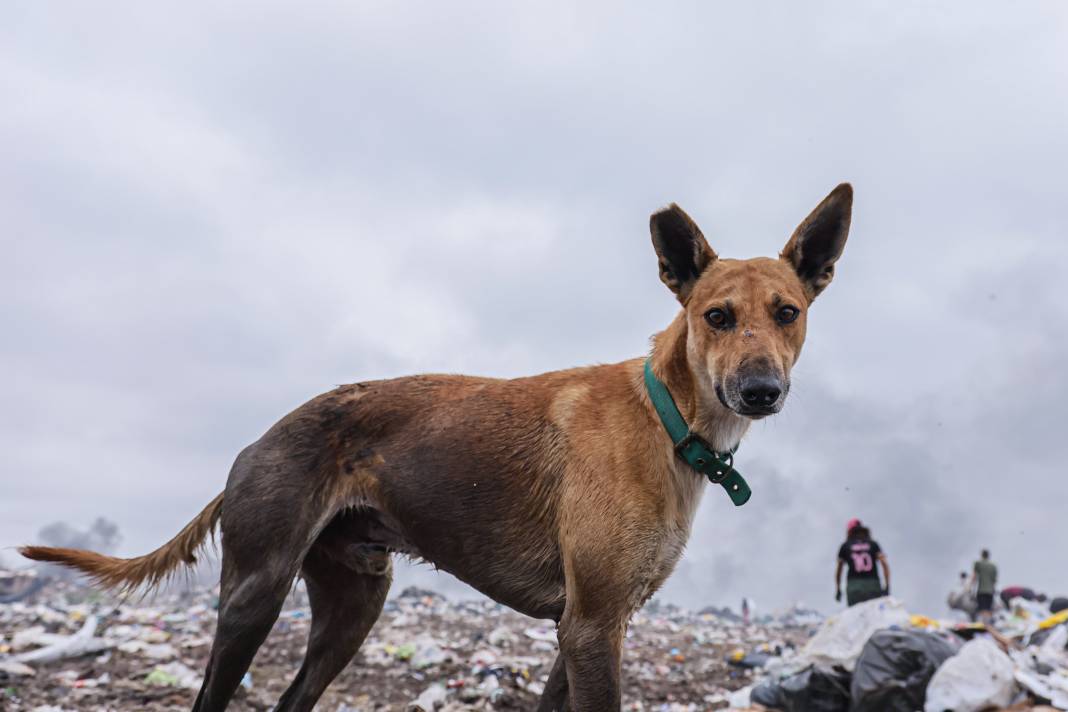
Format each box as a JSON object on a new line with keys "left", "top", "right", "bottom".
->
{"left": 21, "top": 184, "right": 853, "bottom": 711}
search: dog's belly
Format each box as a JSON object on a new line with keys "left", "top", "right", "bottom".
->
{"left": 372, "top": 469, "right": 568, "bottom": 620}
{"left": 318, "top": 500, "right": 566, "bottom": 620}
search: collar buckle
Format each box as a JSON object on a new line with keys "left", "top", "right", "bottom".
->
{"left": 674, "top": 432, "right": 733, "bottom": 483}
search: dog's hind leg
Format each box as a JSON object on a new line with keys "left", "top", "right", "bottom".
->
{"left": 536, "top": 654, "right": 571, "bottom": 712}
{"left": 273, "top": 547, "right": 391, "bottom": 712}
{"left": 191, "top": 552, "right": 299, "bottom": 712}
{"left": 191, "top": 447, "right": 339, "bottom": 712}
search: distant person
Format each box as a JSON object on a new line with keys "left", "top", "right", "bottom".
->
{"left": 971, "top": 549, "right": 998, "bottom": 623}
{"left": 835, "top": 519, "right": 890, "bottom": 606}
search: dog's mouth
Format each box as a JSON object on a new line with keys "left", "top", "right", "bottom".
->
{"left": 735, "top": 405, "right": 780, "bottom": 419}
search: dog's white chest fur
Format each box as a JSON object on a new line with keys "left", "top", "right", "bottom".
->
{"left": 636, "top": 414, "right": 750, "bottom": 607}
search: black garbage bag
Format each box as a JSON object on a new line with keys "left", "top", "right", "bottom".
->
{"left": 850, "top": 628, "right": 959, "bottom": 712}
{"left": 1050, "top": 596, "right": 1068, "bottom": 614}
{"left": 750, "top": 665, "right": 851, "bottom": 712}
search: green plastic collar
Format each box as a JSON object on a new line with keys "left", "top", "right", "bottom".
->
{"left": 643, "top": 359, "right": 751, "bottom": 506}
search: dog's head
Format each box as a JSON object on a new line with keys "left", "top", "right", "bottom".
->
{"left": 650, "top": 184, "right": 852, "bottom": 419}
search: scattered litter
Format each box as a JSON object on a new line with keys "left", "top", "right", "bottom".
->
{"left": 727, "top": 646, "right": 775, "bottom": 669}
{"left": 5, "top": 575, "right": 1068, "bottom": 710}
{"left": 523, "top": 626, "right": 557, "bottom": 643}
{"left": 487, "top": 626, "right": 518, "bottom": 648}
{"left": 800, "top": 596, "right": 909, "bottom": 671}
{"left": 116, "top": 640, "right": 177, "bottom": 659}
{"left": 407, "top": 682, "right": 446, "bottom": 711}
{"left": 924, "top": 637, "right": 1016, "bottom": 712}
{"left": 0, "top": 578, "right": 815, "bottom": 709}
{"left": 0, "top": 660, "right": 36, "bottom": 677}
{"left": 12, "top": 616, "right": 112, "bottom": 664}
{"left": 410, "top": 636, "right": 449, "bottom": 669}
{"left": 850, "top": 628, "right": 958, "bottom": 712}
{"left": 144, "top": 661, "right": 202, "bottom": 690}
{"left": 750, "top": 664, "right": 852, "bottom": 711}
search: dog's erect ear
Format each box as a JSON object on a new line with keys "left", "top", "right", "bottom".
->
{"left": 780, "top": 183, "right": 853, "bottom": 300}
{"left": 650, "top": 204, "right": 717, "bottom": 302}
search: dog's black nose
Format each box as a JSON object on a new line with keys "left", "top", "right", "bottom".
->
{"left": 741, "top": 379, "right": 782, "bottom": 407}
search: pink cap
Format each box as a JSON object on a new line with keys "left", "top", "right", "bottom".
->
{"left": 846, "top": 518, "right": 861, "bottom": 533}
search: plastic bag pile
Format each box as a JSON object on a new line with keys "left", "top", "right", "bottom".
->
{"left": 730, "top": 597, "right": 1068, "bottom": 712}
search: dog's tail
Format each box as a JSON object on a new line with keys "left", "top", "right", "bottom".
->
{"left": 19, "top": 492, "right": 225, "bottom": 593}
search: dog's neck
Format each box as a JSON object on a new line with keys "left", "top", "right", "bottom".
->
{"left": 649, "top": 311, "right": 751, "bottom": 454}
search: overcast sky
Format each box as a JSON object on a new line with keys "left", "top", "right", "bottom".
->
{"left": 3, "top": 2, "right": 1067, "bottom": 616}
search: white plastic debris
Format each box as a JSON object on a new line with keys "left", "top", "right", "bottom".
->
{"left": 523, "top": 626, "right": 557, "bottom": 643}
{"left": 1015, "top": 668, "right": 1068, "bottom": 710}
{"left": 116, "top": 640, "right": 178, "bottom": 659}
{"left": 1037, "top": 624, "right": 1068, "bottom": 669}
{"left": 923, "top": 637, "right": 1016, "bottom": 712}
{"left": 799, "top": 596, "right": 909, "bottom": 671}
{"left": 407, "top": 682, "right": 447, "bottom": 711}
{"left": 12, "top": 626, "right": 65, "bottom": 650}
{"left": 488, "top": 625, "right": 518, "bottom": 647}
{"left": 727, "top": 684, "right": 752, "bottom": 708}
{"left": 13, "top": 615, "right": 112, "bottom": 664}
{"left": 0, "top": 659, "right": 36, "bottom": 677}
{"left": 391, "top": 612, "right": 417, "bottom": 627}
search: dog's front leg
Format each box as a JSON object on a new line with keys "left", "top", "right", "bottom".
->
{"left": 556, "top": 612, "right": 624, "bottom": 711}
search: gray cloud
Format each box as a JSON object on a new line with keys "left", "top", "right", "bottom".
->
{"left": 3, "top": 1, "right": 1066, "bottom": 615}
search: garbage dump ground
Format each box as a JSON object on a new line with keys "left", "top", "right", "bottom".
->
{"left": 2, "top": 571, "right": 1067, "bottom": 711}
{"left": 0, "top": 574, "right": 813, "bottom": 711}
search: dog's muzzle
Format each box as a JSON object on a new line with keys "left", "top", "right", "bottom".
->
{"left": 718, "top": 373, "right": 788, "bottom": 418}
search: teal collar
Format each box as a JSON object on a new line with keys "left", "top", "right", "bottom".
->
{"left": 643, "top": 359, "right": 752, "bottom": 506}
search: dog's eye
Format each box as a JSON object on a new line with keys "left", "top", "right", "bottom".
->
{"left": 776, "top": 305, "right": 800, "bottom": 324}
{"left": 705, "top": 308, "right": 732, "bottom": 330}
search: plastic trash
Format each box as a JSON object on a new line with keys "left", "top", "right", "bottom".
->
{"left": 488, "top": 626, "right": 518, "bottom": 647}
{"left": 750, "top": 664, "right": 852, "bottom": 712}
{"left": 144, "top": 661, "right": 202, "bottom": 690}
{"left": 727, "top": 648, "right": 774, "bottom": 668}
{"left": 1031, "top": 624, "right": 1068, "bottom": 675}
{"left": 1039, "top": 610, "right": 1068, "bottom": 631}
{"left": 12, "top": 615, "right": 112, "bottom": 664}
{"left": 923, "top": 637, "right": 1016, "bottom": 712}
{"left": 410, "top": 637, "right": 449, "bottom": 669}
{"left": 0, "top": 575, "right": 825, "bottom": 708}
{"left": 727, "top": 684, "right": 753, "bottom": 708}
{"left": 0, "top": 659, "right": 36, "bottom": 677}
{"left": 407, "top": 682, "right": 447, "bottom": 711}
{"left": 800, "top": 596, "right": 910, "bottom": 671}
{"left": 1050, "top": 597, "right": 1068, "bottom": 615}
{"left": 850, "top": 628, "right": 959, "bottom": 712}
{"left": 523, "top": 626, "right": 557, "bottom": 643}
{"left": 1015, "top": 668, "right": 1068, "bottom": 709}
{"left": 116, "top": 640, "right": 178, "bottom": 659}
